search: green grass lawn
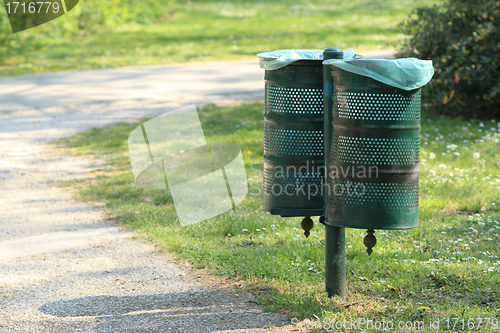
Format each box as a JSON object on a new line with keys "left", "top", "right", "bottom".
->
{"left": 55, "top": 101, "right": 500, "bottom": 332}
{"left": 1, "top": 0, "right": 440, "bottom": 76}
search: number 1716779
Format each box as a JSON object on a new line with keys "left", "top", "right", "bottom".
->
{"left": 5, "top": 2, "right": 60, "bottom": 14}
{"left": 445, "top": 318, "right": 498, "bottom": 330}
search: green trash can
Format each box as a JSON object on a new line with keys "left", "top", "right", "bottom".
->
{"left": 322, "top": 58, "right": 434, "bottom": 233}
{"left": 258, "top": 50, "right": 326, "bottom": 219}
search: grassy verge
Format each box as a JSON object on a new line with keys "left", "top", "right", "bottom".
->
{"left": 55, "top": 102, "right": 500, "bottom": 332}
{"left": 1, "top": 0, "right": 440, "bottom": 76}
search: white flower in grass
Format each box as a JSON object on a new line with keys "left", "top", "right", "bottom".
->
{"left": 473, "top": 152, "right": 481, "bottom": 159}
{"left": 439, "top": 164, "right": 447, "bottom": 169}
{"left": 429, "top": 152, "right": 436, "bottom": 159}
{"left": 446, "top": 144, "right": 458, "bottom": 150}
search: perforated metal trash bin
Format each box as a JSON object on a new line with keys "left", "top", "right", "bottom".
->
{"left": 325, "top": 67, "right": 421, "bottom": 230}
{"left": 261, "top": 58, "right": 325, "bottom": 217}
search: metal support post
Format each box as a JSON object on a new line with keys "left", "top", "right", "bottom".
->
{"left": 323, "top": 47, "right": 346, "bottom": 298}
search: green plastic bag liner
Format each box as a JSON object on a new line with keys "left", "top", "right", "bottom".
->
{"left": 258, "top": 48, "right": 362, "bottom": 70}
{"left": 322, "top": 57, "right": 434, "bottom": 91}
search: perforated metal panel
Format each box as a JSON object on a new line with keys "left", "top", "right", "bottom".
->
{"left": 336, "top": 91, "right": 421, "bottom": 121}
{"left": 264, "top": 162, "right": 324, "bottom": 197}
{"left": 264, "top": 127, "right": 324, "bottom": 156}
{"left": 263, "top": 60, "right": 324, "bottom": 217}
{"left": 325, "top": 69, "right": 421, "bottom": 229}
{"left": 328, "top": 181, "right": 419, "bottom": 209}
{"left": 331, "top": 136, "right": 419, "bottom": 165}
{"left": 266, "top": 86, "right": 323, "bottom": 114}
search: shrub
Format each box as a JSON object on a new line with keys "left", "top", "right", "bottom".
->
{"left": 0, "top": 10, "right": 39, "bottom": 63}
{"left": 398, "top": 0, "right": 500, "bottom": 119}
{"left": 38, "top": 0, "right": 176, "bottom": 36}
{"left": 62, "top": 0, "right": 176, "bottom": 34}
{"left": 0, "top": 0, "right": 176, "bottom": 62}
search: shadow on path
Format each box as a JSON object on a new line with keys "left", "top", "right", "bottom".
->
{"left": 39, "top": 290, "right": 288, "bottom": 332}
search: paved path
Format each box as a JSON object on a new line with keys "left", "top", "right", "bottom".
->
{"left": 0, "top": 52, "right": 393, "bottom": 332}
{"left": 0, "top": 60, "right": 264, "bottom": 111}
{"left": 0, "top": 50, "right": 393, "bottom": 111}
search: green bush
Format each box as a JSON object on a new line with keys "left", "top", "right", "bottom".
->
{"left": 30, "top": 0, "right": 176, "bottom": 36}
{"left": 0, "top": 0, "right": 176, "bottom": 62}
{"left": 398, "top": 0, "right": 500, "bottom": 118}
{"left": 0, "top": 9, "right": 39, "bottom": 62}
{"left": 60, "top": 0, "right": 176, "bottom": 34}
